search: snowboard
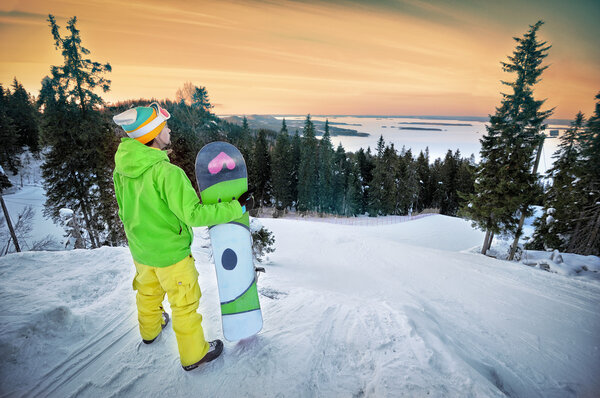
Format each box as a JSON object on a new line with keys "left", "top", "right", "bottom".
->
{"left": 195, "top": 141, "right": 263, "bottom": 341}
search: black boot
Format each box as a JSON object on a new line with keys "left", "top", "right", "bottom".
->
{"left": 142, "top": 312, "right": 170, "bottom": 344}
{"left": 182, "top": 340, "right": 224, "bottom": 371}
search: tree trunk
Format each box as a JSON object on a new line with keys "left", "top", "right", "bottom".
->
{"left": 508, "top": 220, "right": 524, "bottom": 261}
{"left": 68, "top": 213, "right": 85, "bottom": 249}
{"left": 567, "top": 212, "right": 583, "bottom": 253}
{"left": 481, "top": 229, "right": 491, "bottom": 254}
{"left": 79, "top": 200, "right": 99, "bottom": 248}
{"left": 70, "top": 170, "right": 99, "bottom": 248}
{"left": 0, "top": 194, "right": 20, "bottom": 253}
{"left": 583, "top": 209, "right": 600, "bottom": 256}
{"left": 509, "top": 137, "right": 544, "bottom": 261}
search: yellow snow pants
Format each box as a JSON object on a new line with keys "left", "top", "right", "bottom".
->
{"left": 132, "top": 254, "right": 210, "bottom": 367}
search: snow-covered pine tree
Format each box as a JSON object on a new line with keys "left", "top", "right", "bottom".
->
{"left": 463, "top": 21, "right": 552, "bottom": 256}
{"left": 0, "top": 165, "right": 10, "bottom": 192}
{"left": 567, "top": 93, "right": 600, "bottom": 255}
{"left": 529, "top": 113, "right": 585, "bottom": 251}
{"left": 59, "top": 208, "right": 85, "bottom": 249}
{"left": 317, "top": 120, "right": 334, "bottom": 213}
{"left": 297, "top": 115, "right": 318, "bottom": 212}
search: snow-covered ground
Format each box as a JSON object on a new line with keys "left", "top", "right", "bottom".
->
{"left": 1, "top": 215, "right": 599, "bottom": 398}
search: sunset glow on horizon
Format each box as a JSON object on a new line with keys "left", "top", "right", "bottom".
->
{"left": 1, "top": 0, "right": 598, "bottom": 119}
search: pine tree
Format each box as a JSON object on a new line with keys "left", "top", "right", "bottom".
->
{"left": 317, "top": 120, "right": 334, "bottom": 213}
{"left": 355, "top": 147, "right": 373, "bottom": 214}
{"left": 462, "top": 21, "right": 552, "bottom": 256}
{"left": 237, "top": 116, "right": 253, "bottom": 173}
{"left": 529, "top": 113, "right": 584, "bottom": 251}
{"left": 382, "top": 144, "right": 400, "bottom": 215}
{"left": 345, "top": 160, "right": 363, "bottom": 216}
{"left": 439, "top": 150, "right": 460, "bottom": 215}
{"left": 271, "top": 121, "right": 293, "bottom": 210}
{"left": 39, "top": 15, "right": 113, "bottom": 248}
{"left": 368, "top": 135, "right": 389, "bottom": 216}
{"left": 0, "top": 84, "right": 21, "bottom": 175}
{"left": 252, "top": 129, "right": 272, "bottom": 207}
{"left": 290, "top": 130, "right": 301, "bottom": 208}
{"left": 46, "top": 15, "right": 111, "bottom": 112}
{"left": 297, "top": 115, "right": 318, "bottom": 212}
{"left": 399, "top": 148, "right": 420, "bottom": 214}
{"left": 455, "top": 153, "right": 476, "bottom": 214}
{"left": 332, "top": 143, "right": 348, "bottom": 214}
{"left": 167, "top": 86, "right": 221, "bottom": 193}
{"left": 7, "top": 78, "right": 40, "bottom": 153}
{"left": 567, "top": 93, "right": 600, "bottom": 255}
{"left": 415, "top": 148, "right": 432, "bottom": 212}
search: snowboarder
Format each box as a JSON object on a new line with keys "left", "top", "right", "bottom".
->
{"left": 112, "top": 102, "right": 254, "bottom": 371}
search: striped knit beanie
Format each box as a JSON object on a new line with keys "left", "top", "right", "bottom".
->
{"left": 113, "top": 102, "right": 170, "bottom": 144}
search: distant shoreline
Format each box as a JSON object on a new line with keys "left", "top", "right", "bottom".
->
{"left": 218, "top": 114, "right": 573, "bottom": 126}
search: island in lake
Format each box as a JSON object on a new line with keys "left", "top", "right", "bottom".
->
{"left": 398, "top": 122, "right": 472, "bottom": 126}
{"left": 221, "top": 115, "right": 370, "bottom": 137}
{"left": 399, "top": 127, "right": 443, "bottom": 131}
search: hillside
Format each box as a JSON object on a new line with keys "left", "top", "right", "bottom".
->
{"left": 1, "top": 215, "right": 599, "bottom": 397}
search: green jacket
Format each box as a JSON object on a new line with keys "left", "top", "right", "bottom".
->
{"left": 113, "top": 138, "right": 243, "bottom": 267}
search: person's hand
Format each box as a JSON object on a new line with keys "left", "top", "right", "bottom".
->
{"left": 237, "top": 190, "right": 255, "bottom": 212}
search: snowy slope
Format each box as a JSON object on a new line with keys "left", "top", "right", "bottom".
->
{"left": 1, "top": 215, "right": 599, "bottom": 398}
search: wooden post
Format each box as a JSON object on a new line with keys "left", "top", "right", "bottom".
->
{"left": 0, "top": 194, "right": 20, "bottom": 253}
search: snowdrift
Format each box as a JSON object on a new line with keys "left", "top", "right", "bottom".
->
{"left": 1, "top": 215, "right": 599, "bottom": 397}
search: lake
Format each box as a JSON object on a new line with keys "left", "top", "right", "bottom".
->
{"left": 276, "top": 116, "right": 567, "bottom": 175}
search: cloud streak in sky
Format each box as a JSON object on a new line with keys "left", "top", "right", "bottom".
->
{"left": 0, "top": 0, "right": 598, "bottom": 117}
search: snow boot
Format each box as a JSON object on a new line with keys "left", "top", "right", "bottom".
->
{"left": 142, "top": 312, "right": 170, "bottom": 344}
{"left": 182, "top": 340, "right": 224, "bottom": 371}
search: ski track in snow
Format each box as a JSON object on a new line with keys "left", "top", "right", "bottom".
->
{"left": 1, "top": 216, "right": 599, "bottom": 397}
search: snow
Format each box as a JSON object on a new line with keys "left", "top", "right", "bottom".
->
{"left": 59, "top": 208, "right": 74, "bottom": 219}
{"left": 1, "top": 215, "right": 599, "bottom": 397}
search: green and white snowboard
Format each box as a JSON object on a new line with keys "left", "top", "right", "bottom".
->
{"left": 195, "top": 141, "right": 263, "bottom": 341}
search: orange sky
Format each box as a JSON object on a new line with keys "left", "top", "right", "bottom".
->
{"left": 0, "top": 0, "right": 598, "bottom": 118}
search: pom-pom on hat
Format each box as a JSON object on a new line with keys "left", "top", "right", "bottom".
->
{"left": 113, "top": 102, "right": 170, "bottom": 144}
